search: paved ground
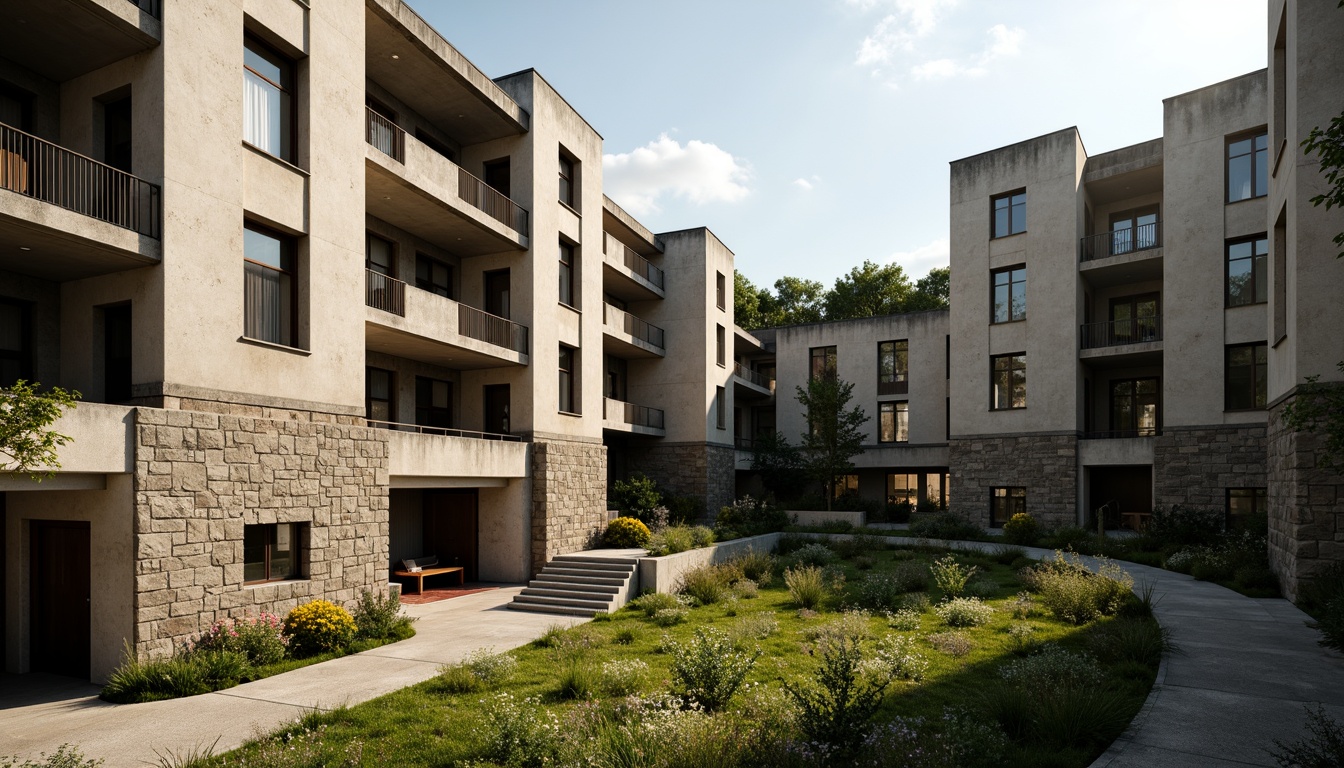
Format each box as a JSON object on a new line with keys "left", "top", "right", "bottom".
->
{"left": 0, "top": 586, "right": 582, "bottom": 767}
{"left": 2, "top": 543, "right": 1341, "bottom": 768}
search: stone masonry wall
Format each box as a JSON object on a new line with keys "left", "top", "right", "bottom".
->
{"left": 133, "top": 407, "right": 389, "bottom": 659}
{"left": 531, "top": 438, "right": 608, "bottom": 576}
{"left": 949, "top": 434, "right": 1078, "bottom": 528}
{"left": 1153, "top": 424, "right": 1267, "bottom": 510}
{"left": 625, "top": 442, "right": 736, "bottom": 519}
{"left": 1268, "top": 393, "right": 1344, "bottom": 600}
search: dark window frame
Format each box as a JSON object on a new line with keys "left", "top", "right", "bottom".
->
{"left": 559, "top": 241, "right": 575, "bottom": 308}
{"left": 991, "top": 189, "right": 1027, "bottom": 238}
{"left": 990, "top": 352, "right": 1027, "bottom": 410}
{"left": 242, "top": 33, "right": 296, "bottom": 162}
{"left": 878, "top": 400, "right": 909, "bottom": 444}
{"left": 991, "top": 265, "right": 1027, "bottom": 324}
{"left": 558, "top": 151, "right": 575, "bottom": 208}
{"left": 365, "top": 366, "right": 394, "bottom": 424}
{"left": 1225, "top": 342, "right": 1268, "bottom": 411}
{"left": 1225, "top": 487, "right": 1267, "bottom": 530}
{"left": 243, "top": 220, "right": 298, "bottom": 347}
{"left": 1109, "top": 377, "right": 1161, "bottom": 436}
{"left": 809, "top": 345, "right": 837, "bottom": 382}
{"left": 716, "top": 325, "right": 726, "bottom": 367}
{"left": 716, "top": 272, "right": 726, "bottom": 310}
{"left": 558, "top": 344, "right": 577, "bottom": 414}
{"left": 990, "top": 487, "right": 1026, "bottom": 527}
{"left": 415, "top": 375, "right": 453, "bottom": 429}
{"left": 1227, "top": 131, "right": 1269, "bottom": 203}
{"left": 1226, "top": 234, "right": 1269, "bottom": 307}
{"left": 243, "top": 522, "right": 307, "bottom": 584}
{"left": 716, "top": 385, "right": 727, "bottom": 430}
{"left": 878, "top": 339, "right": 909, "bottom": 395}
{"left": 415, "top": 253, "right": 452, "bottom": 298}
{"left": 365, "top": 232, "right": 395, "bottom": 277}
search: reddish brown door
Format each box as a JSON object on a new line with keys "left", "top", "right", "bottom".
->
{"left": 422, "top": 490, "right": 478, "bottom": 582}
{"left": 30, "top": 521, "right": 91, "bottom": 678}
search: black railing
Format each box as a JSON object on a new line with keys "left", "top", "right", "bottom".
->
{"left": 365, "top": 270, "right": 405, "bottom": 316}
{"left": 1081, "top": 316, "right": 1163, "bottom": 349}
{"left": 458, "top": 167, "right": 529, "bottom": 236}
{"left": 365, "top": 107, "right": 404, "bottom": 163}
{"left": 1082, "top": 428, "right": 1161, "bottom": 439}
{"left": 604, "top": 397, "right": 665, "bottom": 430}
{"left": 366, "top": 419, "right": 522, "bottom": 442}
{"left": 605, "top": 304, "right": 665, "bottom": 350}
{"left": 459, "top": 303, "right": 529, "bottom": 355}
{"left": 878, "top": 379, "right": 908, "bottom": 396}
{"left": 605, "top": 234, "right": 664, "bottom": 289}
{"left": 733, "top": 362, "right": 774, "bottom": 390}
{"left": 1080, "top": 221, "right": 1162, "bottom": 262}
{"left": 0, "top": 122, "right": 160, "bottom": 238}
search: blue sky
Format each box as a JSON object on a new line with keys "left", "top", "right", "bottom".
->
{"left": 416, "top": 1, "right": 1268, "bottom": 288}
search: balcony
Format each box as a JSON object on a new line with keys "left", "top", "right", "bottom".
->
{"left": 603, "top": 303, "right": 665, "bottom": 358}
{"left": 365, "top": 270, "right": 529, "bottom": 369}
{"left": 1079, "top": 221, "right": 1164, "bottom": 287}
{"left": 603, "top": 397, "right": 665, "bottom": 437}
{"left": 733, "top": 362, "right": 775, "bottom": 398}
{"left": 602, "top": 233, "right": 665, "bottom": 300}
{"left": 7, "top": 0, "right": 160, "bottom": 82}
{"left": 1080, "top": 316, "right": 1163, "bottom": 366}
{"left": 0, "top": 402, "right": 134, "bottom": 491}
{"left": 364, "top": 108, "right": 529, "bottom": 256}
{"left": 0, "top": 123, "right": 161, "bottom": 280}
{"left": 383, "top": 425, "right": 528, "bottom": 488}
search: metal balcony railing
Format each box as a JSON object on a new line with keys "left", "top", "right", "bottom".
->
{"left": 366, "top": 419, "right": 522, "bottom": 442}
{"left": 1081, "top": 428, "right": 1162, "bottom": 439}
{"left": 878, "top": 378, "right": 908, "bottom": 396}
{"left": 458, "top": 167, "right": 529, "bottom": 237}
{"left": 1081, "top": 316, "right": 1163, "bottom": 349}
{"left": 733, "top": 362, "right": 775, "bottom": 390}
{"left": 459, "top": 303, "right": 529, "bottom": 355}
{"left": 604, "top": 303, "right": 665, "bottom": 350}
{"left": 365, "top": 270, "right": 405, "bottom": 316}
{"left": 604, "top": 233, "right": 664, "bottom": 289}
{"left": 365, "top": 107, "right": 404, "bottom": 163}
{"left": 0, "top": 122, "right": 161, "bottom": 238}
{"left": 1080, "top": 221, "right": 1162, "bottom": 262}
{"left": 604, "top": 397, "right": 665, "bottom": 430}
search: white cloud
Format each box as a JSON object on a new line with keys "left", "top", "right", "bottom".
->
{"left": 909, "top": 24, "right": 1025, "bottom": 81}
{"left": 602, "top": 134, "right": 750, "bottom": 216}
{"left": 853, "top": 0, "right": 959, "bottom": 69}
{"left": 792, "top": 178, "right": 813, "bottom": 191}
{"left": 983, "top": 23, "right": 1024, "bottom": 59}
{"left": 885, "top": 237, "right": 949, "bottom": 277}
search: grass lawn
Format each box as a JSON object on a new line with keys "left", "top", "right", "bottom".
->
{"left": 194, "top": 541, "right": 1161, "bottom": 768}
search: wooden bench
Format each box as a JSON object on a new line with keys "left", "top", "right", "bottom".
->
{"left": 393, "top": 556, "right": 464, "bottom": 595}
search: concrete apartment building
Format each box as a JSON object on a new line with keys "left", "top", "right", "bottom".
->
{"left": 743, "top": 0, "right": 1342, "bottom": 600}
{"left": 0, "top": 0, "right": 739, "bottom": 682}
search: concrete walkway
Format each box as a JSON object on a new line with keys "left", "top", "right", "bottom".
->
{"left": 0, "top": 586, "right": 582, "bottom": 767}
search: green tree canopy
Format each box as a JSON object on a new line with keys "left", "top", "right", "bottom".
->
{"left": 908, "top": 266, "right": 950, "bottom": 311}
{"left": 734, "top": 265, "right": 949, "bottom": 329}
{"left": 823, "top": 260, "right": 914, "bottom": 321}
{"left": 795, "top": 370, "right": 869, "bottom": 510}
{"left": 0, "top": 380, "right": 80, "bottom": 480}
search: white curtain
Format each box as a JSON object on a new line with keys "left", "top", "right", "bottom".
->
{"left": 243, "top": 70, "right": 280, "bottom": 154}
{"left": 244, "top": 262, "right": 282, "bottom": 342}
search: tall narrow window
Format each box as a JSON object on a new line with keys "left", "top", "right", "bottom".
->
{"left": 991, "top": 353, "right": 1026, "bottom": 410}
{"left": 1226, "top": 236, "right": 1268, "bottom": 307}
{"left": 558, "top": 152, "right": 575, "bottom": 207}
{"left": 810, "top": 346, "right": 837, "bottom": 381}
{"left": 1225, "top": 343, "right": 1267, "bottom": 411}
{"left": 991, "top": 190, "right": 1026, "bottom": 238}
{"left": 243, "top": 35, "right": 294, "bottom": 161}
{"left": 879, "top": 401, "right": 908, "bottom": 443}
{"left": 1228, "top": 132, "right": 1268, "bottom": 202}
{"left": 415, "top": 376, "right": 452, "bottom": 429}
{"left": 1110, "top": 378, "right": 1160, "bottom": 436}
{"left": 0, "top": 298, "right": 32, "bottom": 388}
{"left": 416, "top": 254, "right": 452, "bottom": 298}
{"left": 243, "top": 222, "right": 296, "bottom": 346}
{"left": 990, "top": 487, "right": 1026, "bottom": 527}
{"left": 716, "top": 272, "right": 726, "bottom": 310}
{"left": 365, "top": 367, "right": 393, "bottom": 424}
{"left": 878, "top": 340, "right": 909, "bottom": 395}
{"left": 716, "top": 325, "right": 726, "bottom": 367}
{"left": 716, "top": 386, "right": 727, "bottom": 429}
{"left": 991, "top": 265, "right": 1027, "bottom": 323}
{"left": 366, "top": 233, "right": 394, "bottom": 276}
{"left": 559, "top": 242, "right": 575, "bottom": 308}
{"left": 559, "top": 345, "right": 576, "bottom": 413}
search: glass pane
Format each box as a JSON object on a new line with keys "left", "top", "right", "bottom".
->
{"left": 1227, "top": 258, "right": 1252, "bottom": 305}
{"left": 433, "top": 380, "right": 449, "bottom": 408}
{"left": 1011, "top": 279, "right": 1026, "bottom": 320}
{"left": 243, "top": 69, "right": 282, "bottom": 155}
{"left": 243, "top": 526, "right": 267, "bottom": 582}
{"left": 0, "top": 303, "right": 22, "bottom": 352}
{"left": 994, "top": 205, "right": 1009, "bottom": 237}
{"left": 880, "top": 407, "right": 894, "bottom": 442}
{"left": 244, "top": 43, "right": 284, "bottom": 86}
{"left": 1228, "top": 154, "right": 1252, "bottom": 201}
{"left": 1011, "top": 199, "right": 1026, "bottom": 234}
{"left": 367, "top": 236, "right": 393, "bottom": 274}
{"left": 271, "top": 525, "right": 293, "bottom": 578}
{"left": 244, "top": 227, "right": 287, "bottom": 270}
{"left": 1253, "top": 253, "right": 1267, "bottom": 304}
{"left": 993, "top": 284, "right": 1009, "bottom": 323}
{"left": 1255, "top": 143, "right": 1268, "bottom": 197}
{"left": 896, "top": 407, "right": 909, "bottom": 442}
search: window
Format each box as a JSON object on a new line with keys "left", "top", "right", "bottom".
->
{"left": 991, "top": 353, "right": 1026, "bottom": 410}
{"left": 1225, "top": 342, "right": 1267, "bottom": 411}
{"left": 879, "top": 401, "right": 909, "bottom": 443}
{"left": 716, "top": 386, "right": 727, "bottom": 430}
{"left": 833, "top": 474, "right": 859, "bottom": 499}
{"left": 243, "top": 34, "right": 294, "bottom": 161}
{"left": 1108, "top": 294, "right": 1160, "bottom": 344}
{"left": 416, "top": 254, "right": 452, "bottom": 298}
{"left": 244, "top": 523, "right": 306, "bottom": 584}
{"left": 1109, "top": 206, "right": 1160, "bottom": 253}
{"left": 559, "top": 345, "right": 576, "bottom": 413}
{"left": 991, "top": 190, "right": 1026, "bottom": 238}
{"left": 0, "top": 298, "right": 32, "bottom": 387}
{"left": 243, "top": 222, "right": 297, "bottom": 346}
{"left": 1228, "top": 132, "right": 1268, "bottom": 202}
{"left": 716, "top": 272, "right": 726, "bottom": 310}
{"left": 810, "top": 346, "right": 837, "bottom": 381}
{"left": 878, "top": 340, "right": 908, "bottom": 395}
{"left": 1110, "top": 378, "right": 1160, "bottom": 436}
{"left": 887, "top": 473, "right": 918, "bottom": 507}
{"left": 415, "top": 376, "right": 452, "bottom": 429}
{"left": 1226, "top": 236, "right": 1268, "bottom": 307}
{"left": 366, "top": 367, "right": 393, "bottom": 424}
{"left": 558, "top": 151, "right": 575, "bottom": 207}
{"left": 559, "top": 242, "right": 575, "bottom": 308}
{"left": 990, "top": 487, "right": 1026, "bottom": 527}
{"left": 991, "top": 265, "right": 1027, "bottom": 323}
{"left": 1226, "top": 488, "right": 1267, "bottom": 530}
{"left": 366, "top": 233, "right": 394, "bottom": 276}
{"left": 716, "top": 325, "right": 726, "bottom": 367}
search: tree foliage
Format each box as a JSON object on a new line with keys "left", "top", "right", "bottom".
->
{"left": 1282, "top": 363, "right": 1344, "bottom": 470}
{"left": 749, "top": 430, "right": 807, "bottom": 500}
{"left": 734, "top": 264, "right": 949, "bottom": 330}
{"left": 823, "top": 260, "right": 913, "bottom": 321}
{"left": 795, "top": 371, "right": 869, "bottom": 509}
{"left": 0, "top": 380, "right": 80, "bottom": 480}
{"left": 1303, "top": 108, "right": 1344, "bottom": 259}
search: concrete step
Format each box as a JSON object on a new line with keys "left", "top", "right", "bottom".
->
{"left": 527, "top": 579, "right": 621, "bottom": 594}
{"left": 553, "top": 554, "right": 641, "bottom": 567}
{"left": 513, "top": 593, "right": 614, "bottom": 611}
{"left": 540, "top": 566, "right": 633, "bottom": 580}
{"left": 544, "top": 559, "right": 636, "bottom": 573}
{"left": 507, "top": 602, "right": 605, "bottom": 618}
{"left": 534, "top": 572, "right": 628, "bottom": 587}
{"left": 521, "top": 586, "right": 620, "bottom": 601}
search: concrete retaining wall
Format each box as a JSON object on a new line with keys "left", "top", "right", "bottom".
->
{"left": 637, "top": 532, "right": 781, "bottom": 594}
{"left": 790, "top": 509, "right": 866, "bottom": 528}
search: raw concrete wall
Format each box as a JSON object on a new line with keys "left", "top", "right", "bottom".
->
{"left": 637, "top": 532, "right": 781, "bottom": 594}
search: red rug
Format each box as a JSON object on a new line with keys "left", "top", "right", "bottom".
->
{"left": 398, "top": 584, "right": 499, "bottom": 605}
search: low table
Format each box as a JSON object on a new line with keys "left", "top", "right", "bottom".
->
{"left": 393, "top": 566, "right": 465, "bottom": 594}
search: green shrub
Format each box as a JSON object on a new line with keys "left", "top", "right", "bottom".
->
{"left": 556, "top": 657, "right": 598, "bottom": 700}
{"left": 1300, "top": 561, "right": 1344, "bottom": 613}
{"left": 101, "top": 646, "right": 243, "bottom": 703}
{"left": 192, "top": 613, "right": 287, "bottom": 666}
{"left": 660, "top": 524, "right": 697, "bottom": 554}
{"left": 991, "top": 545, "right": 1029, "bottom": 565}
{"left": 733, "top": 579, "right": 759, "bottom": 599}
{"left": 934, "top": 597, "right": 994, "bottom": 627}
{"left": 653, "top": 607, "right": 689, "bottom": 627}
{"left": 597, "top": 659, "right": 649, "bottom": 697}
{"left": 630, "top": 591, "right": 681, "bottom": 617}
{"left": 785, "top": 565, "right": 830, "bottom": 610}
{"left": 283, "top": 600, "right": 356, "bottom": 657}
{"left": 900, "top": 592, "right": 932, "bottom": 612}
{"left": 853, "top": 554, "right": 876, "bottom": 570}
{"left": 352, "top": 590, "right": 416, "bottom": 641}
{"left": 887, "top": 608, "right": 921, "bottom": 631}
{"left": 1089, "top": 617, "right": 1172, "bottom": 667}
{"left": 729, "top": 614, "right": 780, "bottom": 648}
{"left": 0, "top": 744, "right": 103, "bottom": 768}
{"left": 714, "top": 495, "right": 790, "bottom": 538}
{"left": 1041, "top": 525, "right": 1101, "bottom": 554}
{"left": 1310, "top": 596, "right": 1344, "bottom": 653}
{"left": 855, "top": 562, "right": 928, "bottom": 612}
{"left": 477, "top": 693, "right": 563, "bottom": 767}
{"left": 1023, "top": 552, "right": 1133, "bottom": 624}
{"left": 732, "top": 548, "right": 776, "bottom": 585}
{"left": 873, "top": 633, "right": 930, "bottom": 682}
{"left": 1271, "top": 705, "right": 1344, "bottom": 768}
{"left": 1002, "top": 513, "right": 1041, "bottom": 546}
{"left": 1000, "top": 645, "right": 1104, "bottom": 697}
{"left": 678, "top": 563, "right": 733, "bottom": 605}
{"left": 530, "top": 623, "right": 568, "bottom": 648}
{"left": 668, "top": 627, "right": 760, "bottom": 711}
{"left": 909, "top": 513, "right": 983, "bottom": 541}
{"left": 776, "top": 533, "right": 812, "bottom": 556}
{"left": 1145, "top": 504, "right": 1224, "bottom": 548}
{"left": 603, "top": 516, "right": 652, "bottom": 548}
{"left": 786, "top": 620, "right": 889, "bottom": 755}
{"left": 930, "top": 555, "right": 978, "bottom": 598}
{"left": 611, "top": 473, "right": 663, "bottom": 525}
{"left": 785, "top": 542, "right": 836, "bottom": 568}
{"left": 689, "top": 525, "right": 716, "bottom": 548}
{"left": 862, "top": 710, "right": 1007, "bottom": 768}
{"left": 437, "top": 647, "right": 518, "bottom": 693}
{"left": 665, "top": 494, "right": 705, "bottom": 526}
{"left": 927, "top": 631, "right": 972, "bottom": 657}
{"left": 985, "top": 683, "right": 1135, "bottom": 750}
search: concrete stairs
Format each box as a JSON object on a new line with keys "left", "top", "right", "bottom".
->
{"left": 507, "top": 553, "right": 641, "bottom": 617}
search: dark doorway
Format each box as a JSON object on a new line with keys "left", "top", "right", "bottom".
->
{"left": 423, "top": 490, "right": 478, "bottom": 581}
{"left": 484, "top": 269, "right": 510, "bottom": 319}
{"left": 101, "top": 96, "right": 133, "bottom": 174}
{"left": 30, "top": 521, "right": 91, "bottom": 678}
{"left": 1089, "top": 465, "right": 1153, "bottom": 528}
{"left": 104, "top": 304, "right": 132, "bottom": 404}
{"left": 483, "top": 158, "right": 510, "bottom": 198}
{"left": 484, "top": 384, "right": 510, "bottom": 435}
{"left": 1108, "top": 293, "right": 1160, "bottom": 344}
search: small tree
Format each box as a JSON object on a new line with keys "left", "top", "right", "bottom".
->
{"left": 610, "top": 472, "right": 663, "bottom": 525}
{"left": 750, "top": 430, "right": 806, "bottom": 501}
{"left": 796, "top": 370, "right": 869, "bottom": 510}
{"left": 0, "top": 380, "right": 80, "bottom": 481}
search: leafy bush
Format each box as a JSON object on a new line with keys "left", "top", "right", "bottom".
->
{"left": 613, "top": 627, "right": 637, "bottom": 645}
{"left": 853, "top": 554, "right": 876, "bottom": 570}
{"left": 477, "top": 693, "right": 563, "bottom": 767}
{"left": 689, "top": 525, "right": 716, "bottom": 548}
{"left": 192, "top": 612, "right": 287, "bottom": 666}
{"left": 677, "top": 563, "right": 733, "bottom": 605}
{"left": 437, "top": 647, "right": 518, "bottom": 693}
{"left": 733, "top": 579, "right": 759, "bottom": 599}
{"left": 664, "top": 494, "right": 704, "bottom": 526}
{"left": 909, "top": 513, "right": 983, "bottom": 541}
{"left": 733, "top": 548, "right": 776, "bottom": 585}
{"left": 882, "top": 500, "right": 914, "bottom": 524}
{"left": 630, "top": 591, "right": 681, "bottom": 617}
{"left": 101, "top": 646, "right": 246, "bottom": 703}
{"left": 0, "top": 744, "right": 103, "bottom": 768}
{"left": 668, "top": 627, "right": 760, "bottom": 711}
{"left": 927, "top": 631, "right": 972, "bottom": 657}
{"left": 1309, "top": 597, "right": 1344, "bottom": 653}
{"left": 610, "top": 473, "right": 664, "bottom": 526}
{"left": 930, "top": 555, "right": 978, "bottom": 598}
{"left": 786, "top": 565, "right": 830, "bottom": 610}
{"left": 831, "top": 533, "right": 884, "bottom": 560}
{"left": 1006, "top": 622, "right": 1037, "bottom": 655}
{"left": 352, "top": 590, "right": 415, "bottom": 641}
{"left": 598, "top": 659, "right": 649, "bottom": 697}
{"left": 785, "top": 542, "right": 836, "bottom": 568}
{"left": 1089, "top": 617, "right": 1172, "bottom": 667}
{"left": 1271, "top": 705, "right": 1344, "bottom": 768}
{"left": 1145, "top": 504, "right": 1224, "bottom": 549}
{"left": 656, "top": 524, "right": 697, "bottom": 555}
{"left": 854, "top": 561, "right": 928, "bottom": 612}
{"left": 714, "top": 495, "right": 790, "bottom": 538}
{"left": 872, "top": 633, "right": 930, "bottom": 682}
{"left": 776, "top": 533, "right": 812, "bottom": 556}
{"left": 934, "top": 597, "right": 994, "bottom": 627}
{"left": 556, "top": 657, "right": 598, "bottom": 700}
{"left": 1000, "top": 645, "right": 1104, "bottom": 697}
{"left": 900, "top": 592, "right": 932, "bottom": 613}
{"left": 887, "top": 608, "right": 922, "bottom": 631}
{"left": 859, "top": 710, "right": 1007, "bottom": 768}
{"left": 1022, "top": 552, "right": 1133, "bottom": 624}
{"left": 786, "top": 621, "right": 889, "bottom": 755}
{"left": 283, "top": 600, "right": 357, "bottom": 657}
{"left": 603, "top": 516, "right": 652, "bottom": 548}
{"left": 1002, "top": 513, "right": 1040, "bottom": 546}
{"left": 652, "top": 607, "right": 689, "bottom": 627}
{"left": 988, "top": 645, "right": 1128, "bottom": 750}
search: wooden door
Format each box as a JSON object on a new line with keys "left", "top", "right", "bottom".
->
{"left": 484, "top": 270, "right": 510, "bottom": 319}
{"left": 422, "top": 491, "right": 478, "bottom": 581}
{"left": 30, "top": 521, "right": 91, "bottom": 678}
{"left": 483, "top": 384, "right": 510, "bottom": 435}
